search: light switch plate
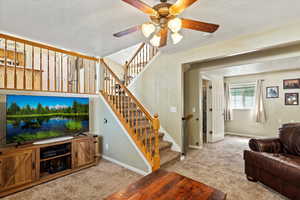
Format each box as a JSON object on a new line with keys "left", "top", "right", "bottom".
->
{"left": 170, "top": 106, "right": 177, "bottom": 113}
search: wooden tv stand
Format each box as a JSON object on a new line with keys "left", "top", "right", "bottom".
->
{"left": 0, "top": 135, "right": 101, "bottom": 197}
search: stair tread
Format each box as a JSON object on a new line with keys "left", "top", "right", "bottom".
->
{"left": 159, "top": 141, "right": 172, "bottom": 151}
{"left": 142, "top": 132, "right": 164, "bottom": 141}
{"left": 160, "top": 149, "right": 181, "bottom": 166}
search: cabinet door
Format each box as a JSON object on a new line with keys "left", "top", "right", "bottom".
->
{"left": 0, "top": 150, "right": 36, "bottom": 191}
{"left": 74, "top": 139, "right": 95, "bottom": 168}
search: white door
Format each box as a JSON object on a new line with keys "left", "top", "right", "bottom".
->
{"left": 210, "top": 76, "right": 225, "bottom": 142}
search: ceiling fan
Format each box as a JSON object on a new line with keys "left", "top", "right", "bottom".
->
{"left": 113, "top": 0, "right": 219, "bottom": 47}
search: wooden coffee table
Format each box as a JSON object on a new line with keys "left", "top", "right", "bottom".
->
{"left": 105, "top": 170, "right": 226, "bottom": 200}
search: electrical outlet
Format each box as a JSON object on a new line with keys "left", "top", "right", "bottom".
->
{"left": 105, "top": 144, "right": 109, "bottom": 150}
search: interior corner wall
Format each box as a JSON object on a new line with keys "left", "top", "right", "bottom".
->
{"left": 106, "top": 43, "right": 142, "bottom": 65}
{"left": 97, "top": 96, "right": 150, "bottom": 173}
{"left": 225, "top": 69, "right": 300, "bottom": 137}
{"left": 103, "top": 58, "right": 125, "bottom": 80}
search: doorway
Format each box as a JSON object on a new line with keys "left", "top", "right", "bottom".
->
{"left": 202, "top": 79, "right": 209, "bottom": 144}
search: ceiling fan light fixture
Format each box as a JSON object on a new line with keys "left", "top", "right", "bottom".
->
{"left": 168, "top": 17, "right": 182, "bottom": 33}
{"left": 142, "top": 23, "right": 156, "bottom": 38}
{"left": 150, "top": 34, "right": 161, "bottom": 47}
{"left": 171, "top": 32, "right": 183, "bottom": 44}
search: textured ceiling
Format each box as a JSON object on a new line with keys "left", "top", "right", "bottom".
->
{"left": 1, "top": 0, "right": 300, "bottom": 57}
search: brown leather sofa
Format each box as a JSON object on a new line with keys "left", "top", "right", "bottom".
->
{"left": 244, "top": 123, "right": 300, "bottom": 200}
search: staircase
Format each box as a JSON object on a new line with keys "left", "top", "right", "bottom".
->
{"left": 124, "top": 43, "right": 159, "bottom": 86}
{"left": 100, "top": 47, "right": 180, "bottom": 171}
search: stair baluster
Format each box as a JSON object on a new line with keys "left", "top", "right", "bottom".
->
{"left": 124, "top": 43, "right": 158, "bottom": 86}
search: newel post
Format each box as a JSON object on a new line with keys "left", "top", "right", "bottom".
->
{"left": 153, "top": 113, "right": 160, "bottom": 171}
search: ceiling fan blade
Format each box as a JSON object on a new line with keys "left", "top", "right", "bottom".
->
{"left": 122, "top": 0, "right": 158, "bottom": 16}
{"left": 159, "top": 28, "right": 168, "bottom": 47}
{"left": 181, "top": 18, "right": 219, "bottom": 33}
{"left": 113, "top": 25, "right": 141, "bottom": 38}
{"left": 169, "top": 0, "right": 198, "bottom": 15}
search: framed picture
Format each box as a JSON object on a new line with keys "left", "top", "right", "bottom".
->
{"left": 285, "top": 93, "right": 299, "bottom": 105}
{"left": 266, "top": 86, "right": 279, "bottom": 98}
{"left": 283, "top": 79, "right": 300, "bottom": 89}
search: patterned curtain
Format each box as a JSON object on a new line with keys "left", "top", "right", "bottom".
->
{"left": 224, "top": 83, "right": 233, "bottom": 121}
{"left": 255, "top": 80, "right": 266, "bottom": 123}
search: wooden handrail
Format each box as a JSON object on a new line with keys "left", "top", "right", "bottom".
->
{"left": 0, "top": 33, "right": 98, "bottom": 61}
{"left": 0, "top": 33, "right": 98, "bottom": 94}
{"left": 101, "top": 58, "right": 153, "bottom": 121}
{"left": 125, "top": 43, "right": 146, "bottom": 67}
{"left": 182, "top": 114, "right": 193, "bottom": 121}
{"left": 124, "top": 43, "right": 159, "bottom": 86}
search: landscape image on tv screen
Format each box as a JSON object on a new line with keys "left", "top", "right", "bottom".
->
{"left": 6, "top": 95, "right": 89, "bottom": 144}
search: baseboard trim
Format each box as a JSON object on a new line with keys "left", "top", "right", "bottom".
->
{"left": 102, "top": 155, "right": 149, "bottom": 176}
{"left": 225, "top": 132, "right": 266, "bottom": 139}
{"left": 160, "top": 127, "right": 181, "bottom": 153}
{"left": 189, "top": 145, "right": 202, "bottom": 150}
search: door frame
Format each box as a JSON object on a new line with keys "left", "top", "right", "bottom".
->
{"left": 200, "top": 77, "right": 211, "bottom": 145}
{"left": 199, "top": 74, "right": 212, "bottom": 146}
{"left": 181, "top": 65, "right": 203, "bottom": 153}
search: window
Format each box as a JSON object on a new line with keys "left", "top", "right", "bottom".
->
{"left": 230, "top": 84, "right": 256, "bottom": 109}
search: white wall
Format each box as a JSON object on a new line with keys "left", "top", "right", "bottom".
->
{"left": 103, "top": 58, "right": 125, "bottom": 80}
{"left": 225, "top": 69, "right": 300, "bottom": 137}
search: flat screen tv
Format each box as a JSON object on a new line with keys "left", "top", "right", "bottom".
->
{"left": 6, "top": 95, "right": 89, "bottom": 144}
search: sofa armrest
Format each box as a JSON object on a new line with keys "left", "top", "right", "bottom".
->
{"left": 249, "top": 138, "right": 282, "bottom": 153}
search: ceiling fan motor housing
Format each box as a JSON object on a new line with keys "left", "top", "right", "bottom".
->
{"left": 150, "top": 2, "right": 174, "bottom": 26}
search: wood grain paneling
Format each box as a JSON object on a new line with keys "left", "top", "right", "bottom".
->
{"left": 0, "top": 136, "right": 99, "bottom": 197}
{"left": 105, "top": 170, "right": 227, "bottom": 200}
{"left": 0, "top": 150, "right": 35, "bottom": 191}
{"left": 74, "top": 138, "right": 95, "bottom": 168}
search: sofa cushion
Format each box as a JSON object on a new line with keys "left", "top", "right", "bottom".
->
{"left": 244, "top": 150, "right": 300, "bottom": 186}
{"left": 279, "top": 126, "right": 300, "bottom": 156}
